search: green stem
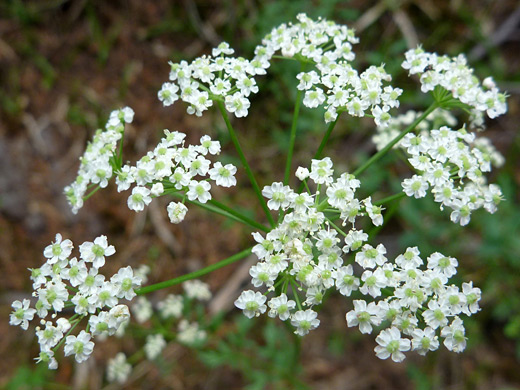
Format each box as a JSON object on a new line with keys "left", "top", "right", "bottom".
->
{"left": 373, "top": 192, "right": 406, "bottom": 206}
{"left": 284, "top": 63, "right": 306, "bottom": 185}
{"left": 313, "top": 115, "right": 340, "bottom": 160}
{"left": 367, "top": 197, "right": 401, "bottom": 242}
{"left": 209, "top": 198, "right": 269, "bottom": 233}
{"left": 117, "top": 131, "right": 125, "bottom": 168}
{"left": 136, "top": 247, "right": 253, "bottom": 295}
{"left": 53, "top": 317, "right": 83, "bottom": 352}
{"left": 353, "top": 102, "right": 439, "bottom": 177}
{"left": 216, "top": 101, "right": 275, "bottom": 227}
{"left": 325, "top": 217, "right": 347, "bottom": 237}
{"left": 169, "top": 192, "right": 269, "bottom": 232}
{"left": 297, "top": 115, "right": 341, "bottom": 194}
{"left": 83, "top": 185, "right": 101, "bottom": 201}
{"left": 290, "top": 279, "right": 303, "bottom": 311}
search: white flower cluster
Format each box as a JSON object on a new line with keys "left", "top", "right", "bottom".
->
{"left": 65, "top": 107, "right": 237, "bottom": 224}
{"left": 261, "top": 14, "right": 399, "bottom": 124}
{"left": 107, "top": 352, "right": 132, "bottom": 384}
{"left": 65, "top": 107, "right": 134, "bottom": 214}
{"left": 235, "top": 157, "right": 382, "bottom": 336}
{"left": 372, "top": 109, "right": 458, "bottom": 152}
{"left": 403, "top": 46, "right": 507, "bottom": 124}
{"left": 345, "top": 247, "right": 481, "bottom": 362}
{"left": 160, "top": 14, "right": 368, "bottom": 122}
{"left": 234, "top": 158, "right": 481, "bottom": 361}
{"left": 9, "top": 234, "right": 141, "bottom": 369}
{"left": 298, "top": 63, "right": 401, "bottom": 126}
{"left": 160, "top": 41, "right": 265, "bottom": 118}
{"left": 400, "top": 125, "right": 504, "bottom": 225}
{"left": 117, "top": 129, "right": 236, "bottom": 224}
{"left": 106, "top": 279, "right": 211, "bottom": 383}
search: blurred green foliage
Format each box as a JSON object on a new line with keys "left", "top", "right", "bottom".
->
{"left": 199, "top": 316, "right": 306, "bottom": 390}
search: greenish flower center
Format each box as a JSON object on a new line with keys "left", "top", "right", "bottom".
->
{"left": 74, "top": 341, "right": 84, "bottom": 355}
{"left": 386, "top": 340, "right": 400, "bottom": 353}
{"left": 92, "top": 244, "right": 105, "bottom": 257}
{"left": 52, "top": 244, "right": 62, "bottom": 256}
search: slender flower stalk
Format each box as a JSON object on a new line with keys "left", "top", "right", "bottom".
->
{"left": 373, "top": 192, "right": 407, "bottom": 206}
{"left": 353, "top": 102, "right": 439, "bottom": 177}
{"left": 169, "top": 192, "right": 269, "bottom": 232}
{"left": 216, "top": 101, "right": 275, "bottom": 227}
{"left": 284, "top": 64, "right": 306, "bottom": 186}
{"left": 136, "top": 247, "right": 253, "bottom": 295}
{"left": 313, "top": 115, "right": 341, "bottom": 160}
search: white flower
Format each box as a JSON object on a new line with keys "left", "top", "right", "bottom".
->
{"left": 198, "top": 135, "right": 221, "bottom": 155}
{"left": 177, "top": 320, "right": 207, "bottom": 346}
{"left": 116, "top": 165, "right": 135, "bottom": 192}
{"left": 234, "top": 290, "right": 267, "bottom": 318}
{"left": 296, "top": 71, "right": 320, "bottom": 90}
{"left": 209, "top": 162, "right": 237, "bottom": 187}
{"left": 110, "top": 266, "right": 142, "bottom": 300}
{"left": 225, "top": 92, "right": 250, "bottom": 118}
{"left": 71, "top": 292, "right": 96, "bottom": 315}
{"left": 157, "top": 294, "right": 183, "bottom": 319}
{"left": 107, "top": 353, "right": 132, "bottom": 384}
{"left": 89, "top": 281, "right": 118, "bottom": 308}
{"left": 183, "top": 280, "right": 212, "bottom": 301}
{"left": 78, "top": 268, "right": 105, "bottom": 296}
{"left": 343, "top": 229, "right": 368, "bottom": 253}
{"left": 461, "top": 282, "right": 481, "bottom": 315}
{"left": 35, "top": 349, "right": 58, "bottom": 369}
{"left": 395, "top": 247, "right": 423, "bottom": 270}
{"left": 360, "top": 268, "right": 387, "bottom": 298}
{"left": 187, "top": 180, "right": 212, "bottom": 203}
{"left": 237, "top": 75, "right": 259, "bottom": 97}
{"left": 346, "top": 300, "right": 381, "bottom": 334}
{"left": 89, "top": 311, "right": 111, "bottom": 336}
{"left": 62, "top": 257, "right": 88, "bottom": 287}
{"left": 189, "top": 155, "right": 210, "bottom": 176}
{"left": 64, "top": 330, "right": 94, "bottom": 363}
{"left": 364, "top": 197, "right": 384, "bottom": 226}
{"left": 38, "top": 280, "right": 69, "bottom": 312}
{"left": 334, "top": 265, "right": 360, "bottom": 296}
{"left": 411, "top": 327, "right": 439, "bottom": 355}
{"left": 144, "top": 334, "right": 166, "bottom": 360}
{"left": 374, "top": 327, "right": 411, "bottom": 362}
{"left": 127, "top": 186, "right": 152, "bottom": 212}
{"left": 295, "top": 166, "right": 310, "bottom": 181}
{"left": 79, "top": 235, "right": 116, "bottom": 269}
{"left": 262, "top": 182, "right": 293, "bottom": 210}
{"left": 131, "top": 296, "right": 153, "bottom": 324}
{"left": 249, "top": 262, "right": 278, "bottom": 288}
{"left": 291, "top": 309, "right": 320, "bottom": 336}
{"left": 158, "top": 82, "right": 179, "bottom": 106}
{"left": 10, "top": 299, "right": 36, "bottom": 330}
{"left": 267, "top": 293, "right": 295, "bottom": 321}
{"left": 355, "top": 244, "right": 387, "bottom": 269}
{"left": 35, "top": 321, "right": 66, "bottom": 355}
{"left": 427, "top": 252, "right": 458, "bottom": 278}
{"left": 422, "top": 300, "right": 449, "bottom": 329}
{"left": 402, "top": 175, "right": 429, "bottom": 198}
{"left": 150, "top": 183, "right": 164, "bottom": 197}
{"left": 167, "top": 202, "right": 188, "bottom": 224}
{"left": 303, "top": 88, "right": 325, "bottom": 108}
{"left": 43, "top": 233, "right": 73, "bottom": 264}
{"left": 309, "top": 158, "right": 334, "bottom": 185}
{"left": 347, "top": 97, "right": 369, "bottom": 117}
{"left": 441, "top": 317, "right": 467, "bottom": 353}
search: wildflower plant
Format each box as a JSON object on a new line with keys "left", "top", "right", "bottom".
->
{"left": 11, "top": 13, "right": 508, "bottom": 377}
